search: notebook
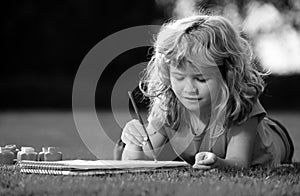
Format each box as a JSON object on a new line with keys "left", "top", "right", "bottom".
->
{"left": 17, "top": 160, "right": 189, "bottom": 176}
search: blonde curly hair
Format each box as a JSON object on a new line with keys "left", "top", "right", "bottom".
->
{"left": 140, "top": 15, "right": 266, "bottom": 146}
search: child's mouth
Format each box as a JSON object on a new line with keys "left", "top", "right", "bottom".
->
{"left": 184, "top": 97, "right": 202, "bottom": 101}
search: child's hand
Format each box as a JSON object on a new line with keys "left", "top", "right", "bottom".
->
{"left": 193, "top": 152, "right": 218, "bottom": 169}
{"left": 121, "top": 119, "right": 148, "bottom": 146}
{"left": 113, "top": 139, "right": 125, "bottom": 160}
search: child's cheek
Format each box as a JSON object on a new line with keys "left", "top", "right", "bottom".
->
{"left": 170, "top": 78, "right": 179, "bottom": 91}
{"left": 170, "top": 80, "right": 184, "bottom": 97}
{"left": 207, "top": 80, "right": 220, "bottom": 97}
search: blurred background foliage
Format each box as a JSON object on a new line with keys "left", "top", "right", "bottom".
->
{"left": 1, "top": 0, "right": 300, "bottom": 110}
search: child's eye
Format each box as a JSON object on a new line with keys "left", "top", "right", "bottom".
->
{"left": 174, "top": 77, "right": 184, "bottom": 81}
{"left": 196, "top": 78, "right": 207, "bottom": 82}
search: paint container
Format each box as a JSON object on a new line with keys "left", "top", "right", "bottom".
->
{"left": 44, "top": 147, "right": 62, "bottom": 161}
{"left": 17, "top": 147, "right": 38, "bottom": 161}
{"left": 4, "top": 144, "right": 19, "bottom": 159}
{"left": 0, "top": 147, "right": 14, "bottom": 164}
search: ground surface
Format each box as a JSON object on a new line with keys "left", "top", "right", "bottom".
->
{"left": 0, "top": 111, "right": 299, "bottom": 195}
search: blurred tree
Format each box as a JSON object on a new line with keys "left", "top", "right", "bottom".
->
{"left": 0, "top": 0, "right": 299, "bottom": 110}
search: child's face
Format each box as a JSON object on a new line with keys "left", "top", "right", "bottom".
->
{"left": 170, "top": 65, "right": 220, "bottom": 115}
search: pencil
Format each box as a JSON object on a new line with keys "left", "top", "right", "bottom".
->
{"left": 128, "top": 91, "right": 158, "bottom": 162}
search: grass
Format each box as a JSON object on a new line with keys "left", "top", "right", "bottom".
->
{"left": 0, "top": 164, "right": 300, "bottom": 195}
{"left": 0, "top": 110, "right": 299, "bottom": 195}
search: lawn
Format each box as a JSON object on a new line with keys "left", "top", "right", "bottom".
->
{"left": 1, "top": 163, "right": 299, "bottom": 195}
{"left": 0, "top": 110, "right": 299, "bottom": 195}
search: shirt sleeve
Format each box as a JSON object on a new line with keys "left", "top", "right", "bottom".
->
{"left": 249, "top": 100, "right": 267, "bottom": 123}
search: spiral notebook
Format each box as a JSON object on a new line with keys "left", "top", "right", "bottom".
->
{"left": 17, "top": 160, "right": 189, "bottom": 176}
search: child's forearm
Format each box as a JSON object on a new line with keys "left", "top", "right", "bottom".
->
{"left": 214, "top": 157, "right": 251, "bottom": 169}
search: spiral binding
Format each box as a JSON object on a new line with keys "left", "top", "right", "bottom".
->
{"left": 17, "top": 160, "right": 68, "bottom": 169}
{"left": 16, "top": 160, "right": 70, "bottom": 175}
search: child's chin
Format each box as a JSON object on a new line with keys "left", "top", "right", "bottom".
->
{"left": 183, "top": 104, "right": 201, "bottom": 112}
{"left": 184, "top": 104, "right": 211, "bottom": 114}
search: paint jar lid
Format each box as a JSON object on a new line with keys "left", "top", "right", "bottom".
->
{"left": 0, "top": 147, "right": 12, "bottom": 153}
{"left": 4, "top": 144, "right": 17, "bottom": 150}
{"left": 48, "top": 147, "right": 60, "bottom": 153}
{"left": 21, "top": 147, "right": 35, "bottom": 153}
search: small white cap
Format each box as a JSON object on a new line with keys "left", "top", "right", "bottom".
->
{"left": 0, "top": 147, "right": 11, "bottom": 152}
{"left": 21, "top": 147, "right": 35, "bottom": 153}
{"left": 4, "top": 144, "right": 16, "bottom": 149}
{"left": 48, "top": 147, "right": 60, "bottom": 153}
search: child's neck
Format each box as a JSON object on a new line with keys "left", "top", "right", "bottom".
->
{"left": 192, "top": 108, "right": 211, "bottom": 125}
{"left": 187, "top": 109, "right": 211, "bottom": 136}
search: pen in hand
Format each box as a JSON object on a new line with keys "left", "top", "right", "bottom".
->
{"left": 128, "top": 91, "right": 158, "bottom": 162}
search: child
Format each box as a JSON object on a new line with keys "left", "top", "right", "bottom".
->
{"left": 119, "top": 15, "right": 294, "bottom": 168}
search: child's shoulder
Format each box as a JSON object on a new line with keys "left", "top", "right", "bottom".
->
{"left": 227, "top": 100, "right": 266, "bottom": 135}
{"left": 248, "top": 100, "right": 267, "bottom": 123}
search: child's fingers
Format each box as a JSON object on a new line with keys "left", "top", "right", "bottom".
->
{"left": 121, "top": 119, "right": 149, "bottom": 146}
{"left": 121, "top": 132, "right": 142, "bottom": 146}
{"left": 126, "top": 120, "right": 147, "bottom": 137}
{"left": 192, "top": 164, "right": 212, "bottom": 170}
{"left": 195, "top": 152, "right": 216, "bottom": 165}
{"left": 193, "top": 152, "right": 215, "bottom": 169}
{"left": 196, "top": 158, "right": 215, "bottom": 165}
{"left": 117, "top": 139, "right": 125, "bottom": 147}
{"left": 195, "top": 152, "right": 206, "bottom": 162}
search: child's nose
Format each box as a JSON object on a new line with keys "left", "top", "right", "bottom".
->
{"left": 184, "top": 78, "right": 198, "bottom": 93}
